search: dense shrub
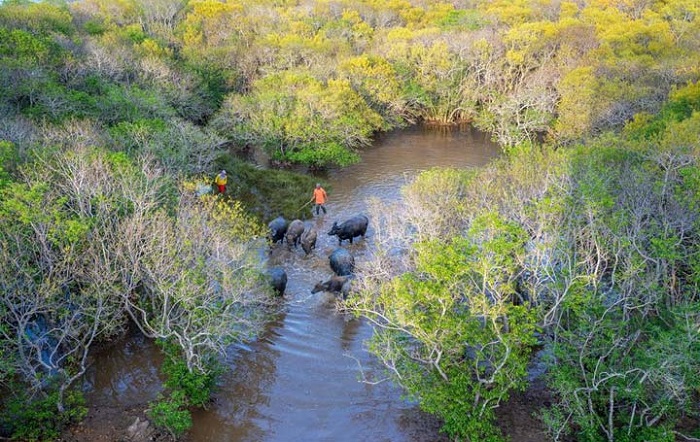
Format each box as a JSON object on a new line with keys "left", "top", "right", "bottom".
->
{"left": 1, "top": 387, "right": 87, "bottom": 441}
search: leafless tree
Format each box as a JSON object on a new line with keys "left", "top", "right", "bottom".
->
{"left": 116, "top": 190, "right": 274, "bottom": 373}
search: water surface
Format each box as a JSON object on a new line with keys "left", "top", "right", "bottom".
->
{"left": 83, "top": 125, "right": 502, "bottom": 441}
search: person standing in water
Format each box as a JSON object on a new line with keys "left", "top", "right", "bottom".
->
{"left": 311, "top": 183, "right": 328, "bottom": 215}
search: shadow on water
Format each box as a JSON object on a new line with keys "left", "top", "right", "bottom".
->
{"left": 79, "top": 125, "right": 542, "bottom": 441}
{"left": 188, "top": 317, "right": 285, "bottom": 441}
{"left": 81, "top": 328, "right": 165, "bottom": 408}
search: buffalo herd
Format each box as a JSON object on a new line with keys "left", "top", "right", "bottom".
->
{"left": 266, "top": 214, "right": 368, "bottom": 299}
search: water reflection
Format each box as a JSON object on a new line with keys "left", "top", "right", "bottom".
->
{"left": 188, "top": 125, "right": 498, "bottom": 442}
{"left": 81, "top": 125, "right": 500, "bottom": 442}
{"left": 81, "top": 330, "right": 164, "bottom": 408}
{"left": 189, "top": 316, "right": 285, "bottom": 441}
{"left": 339, "top": 316, "right": 361, "bottom": 351}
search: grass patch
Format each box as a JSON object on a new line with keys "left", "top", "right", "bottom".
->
{"left": 213, "top": 155, "right": 329, "bottom": 223}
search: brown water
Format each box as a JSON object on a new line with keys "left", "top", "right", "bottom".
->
{"left": 80, "top": 125, "right": 509, "bottom": 441}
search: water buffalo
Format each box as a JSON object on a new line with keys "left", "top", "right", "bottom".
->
{"left": 286, "top": 219, "right": 305, "bottom": 249}
{"left": 329, "top": 247, "right": 355, "bottom": 276}
{"left": 268, "top": 266, "right": 287, "bottom": 296}
{"left": 311, "top": 275, "right": 352, "bottom": 300}
{"left": 268, "top": 216, "right": 288, "bottom": 244}
{"left": 328, "top": 214, "right": 369, "bottom": 245}
{"left": 300, "top": 226, "right": 317, "bottom": 255}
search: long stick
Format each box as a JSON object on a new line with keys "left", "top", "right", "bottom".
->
{"left": 297, "top": 199, "right": 313, "bottom": 212}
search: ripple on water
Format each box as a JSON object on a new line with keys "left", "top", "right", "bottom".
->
{"left": 82, "top": 126, "right": 500, "bottom": 442}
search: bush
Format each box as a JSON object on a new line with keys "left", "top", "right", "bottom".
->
{"left": 147, "top": 391, "right": 192, "bottom": 439}
{"left": 284, "top": 141, "right": 359, "bottom": 168}
{"left": 109, "top": 118, "right": 222, "bottom": 173}
{"left": 212, "top": 71, "right": 386, "bottom": 168}
{"left": 0, "top": 140, "right": 17, "bottom": 189}
{"left": 159, "top": 340, "right": 220, "bottom": 408}
{"left": 147, "top": 340, "right": 221, "bottom": 439}
{"left": 1, "top": 388, "right": 87, "bottom": 441}
{"left": 625, "top": 81, "right": 700, "bottom": 140}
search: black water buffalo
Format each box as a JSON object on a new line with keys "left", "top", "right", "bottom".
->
{"left": 328, "top": 214, "right": 368, "bottom": 245}
{"left": 286, "top": 219, "right": 305, "bottom": 249}
{"left": 268, "top": 216, "right": 288, "bottom": 244}
{"left": 268, "top": 266, "right": 287, "bottom": 296}
{"left": 329, "top": 247, "right": 355, "bottom": 276}
{"left": 311, "top": 275, "right": 352, "bottom": 300}
{"left": 300, "top": 226, "right": 317, "bottom": 255}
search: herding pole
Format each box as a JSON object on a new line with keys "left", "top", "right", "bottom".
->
{"left": 297, "top": 199, "right": 313, "bottom": 212}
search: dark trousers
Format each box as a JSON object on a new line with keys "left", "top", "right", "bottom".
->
{"left": 315, "top": 204, "right": 327, "bottom": 215}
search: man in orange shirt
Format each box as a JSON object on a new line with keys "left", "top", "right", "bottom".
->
{"left": 311, "top": 183, "right": 328, "bottom": 215}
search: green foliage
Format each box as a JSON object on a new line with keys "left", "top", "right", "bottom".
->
{"left": 97, "top": 83, "right": 176, "bottom": 124}
{"left": 0, "top": 141, "right": 17, "bottom": 190}
{"left": 119, "top": 23, "right": 147, "bottom": 44}
{"left": 158, "top": 340, "right": 220, "bottom": 408}
{"left": 284, "top": 141, "right": 359, "bottom": 168}
{"left": 1, "top": 387, "right": 87, "bottom": 441}
{"left": 338, "top": 54, "right": 406, "bottom": 122}
{"left": 119, "top": 179, "right": 273, "bottom": 375}
{"left": 666, "top": 81, "right": 700, "bottom": 121}
{"left": 187, "top": 63, "right": 231, "bottom": 113}
{"left": 0, "top": 143, "right": 267, "bottom": 438}
{"left": 82, "top": 19, "right": 107, "bottom": 36}
{"left": 539, "top": 105, "right": 700, "bottom": 440}
{"left": 616, "top": 427, "right": 675, "bottom": 442}
{"left": 214, "top": 154, "right": 321, "bottom": 221}
{"left": 625, "top": 82, "right": 700, "bottom": 140}
{"left": 148, "top": 340, "right": 222, "bottom": 438}
{"left": 109, "top": 117, "right": 221, "bottom": 172}
{"left": 0, "top": 140, "right": 274, "bottom": 438}
{"left": 162, "top": 360, "right": 216, "bottom": 408}
{"left": 433, "top": 9, "right": 484, "bottom": 31}
{"left": 351, "top": 214, "right": 538, "bottom": 440}
{"left": 213, "top": 70, "right": 386, "bottom": 167}
{"left": 0, "top": 1, "right": 74, "bottom": 36}
{"left": 383, "top": 38, "right": 476, "bottom": 125}
{"left": 0, "top": 27, "right": 61, "bottom": 64}
{"left": 19, "top": 81, "right": 98, "bottom": 122}
{"left": 548, "top": 303, "right": 700, "bottom": 442}
{"left": 147, "top": 391, "right": 192, "bottom": 439}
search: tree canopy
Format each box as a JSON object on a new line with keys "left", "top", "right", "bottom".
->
{"left": 0, "top": 0, "right": 699, "bottom": 440}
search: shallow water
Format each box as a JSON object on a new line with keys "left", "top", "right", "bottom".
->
{"left": 82, "top": 125, "right": 506, "bottom": 441}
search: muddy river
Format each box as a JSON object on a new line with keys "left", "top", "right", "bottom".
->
{"left": 76, "top": 126, "right": 547, "bottom": 441}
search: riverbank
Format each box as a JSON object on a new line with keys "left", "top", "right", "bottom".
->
{"left": 62, "top": 125, "right": 509, "bottom": 442}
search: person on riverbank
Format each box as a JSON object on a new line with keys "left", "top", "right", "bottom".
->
{"left": 214, "top": 170, "right": 227, "bottom": 194}
{"left": 311, "top": 183, "right": 328, "bottom": 215}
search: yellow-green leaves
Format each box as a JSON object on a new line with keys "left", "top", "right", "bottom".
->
{"left": 482, "top": 0, "right": 537, "bottom": 26}
{"left": 214, "top": 69, "right": 385, "bottom": 166}
{"left": 555, "top": 66, "right": 598, "bottom": 141}
{"left": 339, "top": 54, "right": 401, "bottom": 105}
{"left": 0, "top": 1, "right": 74, "bottom": 35}
{"left": 181, "top": 0, "right": 243, "bottom": 48}
{"left": 353, "top": 221, "right": 535, "bottom": 440}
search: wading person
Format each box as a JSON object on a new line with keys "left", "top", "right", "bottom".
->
{"left": 311, "top": 183, "right": 328, "bottom": 215}
{"left": 214, "top": 169, "right": 227, "bottom": 194}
